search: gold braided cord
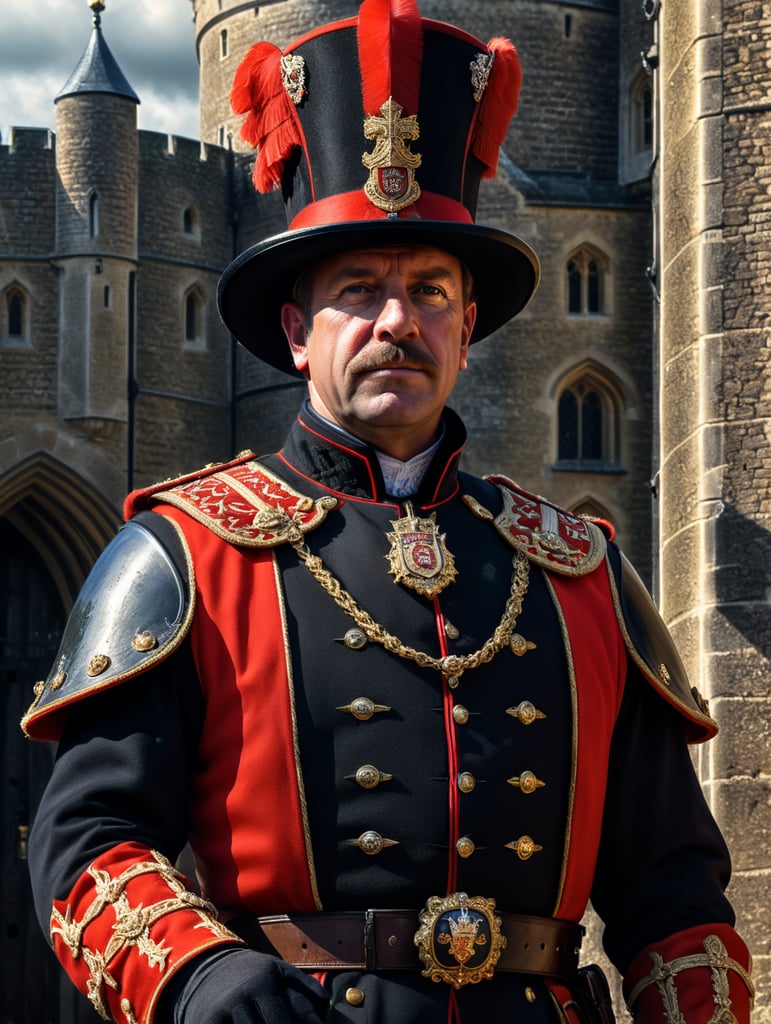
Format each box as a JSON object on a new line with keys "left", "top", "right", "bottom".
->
{"left": 290, "top": 533, "right": 530, "bottom": 684}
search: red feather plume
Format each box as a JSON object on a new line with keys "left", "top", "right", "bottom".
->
{"left": 471, "top": 37, "right": 523, "bottom": 179}
{"left": 357, "top": 0, "right": 423, "bottom": 115}
{"left": 230, "top": 41, "right": 303, "bottom": 193}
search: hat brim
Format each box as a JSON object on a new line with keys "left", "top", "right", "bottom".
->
{"left": 217, "top": 220, "right": 540, "bottom": 376}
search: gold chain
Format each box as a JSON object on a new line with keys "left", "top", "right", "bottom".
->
{"left": 288, "top": 528, "right": 531, "bottom": 686}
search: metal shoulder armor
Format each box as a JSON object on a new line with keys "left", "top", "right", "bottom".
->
{"left": 609, "top": 547, "right": 717, "bottom": 743}
{"left": 22, "top": 518, "right": 194, "bottom": 742}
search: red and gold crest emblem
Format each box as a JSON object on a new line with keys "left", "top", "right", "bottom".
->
{"left": 386, "top": 503, "right": 457, "bottom": 597}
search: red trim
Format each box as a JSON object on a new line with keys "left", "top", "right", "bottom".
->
{"left": 434, "top": 601, "right": 460, "bottom": 894}
{"left": 157, "top": 506, "right": 319, "bottom": 916}
{"left": 289, "top": 191, "right": 473, "bottom": 230}
{"left": 548, "top": 565, "right": 627, "bottom": 920}
{"left": 283, "top": 14, "right": 484, "bottom": 58}
{"left": 426, "top": 441, "right": 465, "bottom": 505}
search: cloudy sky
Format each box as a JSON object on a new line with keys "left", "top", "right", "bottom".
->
{"left": 0, "top": 0, "right": 201, "bottom": 142}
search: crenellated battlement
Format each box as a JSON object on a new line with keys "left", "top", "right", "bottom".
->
{"left": 0, "top": 127, "right": 55, "bottom": 153}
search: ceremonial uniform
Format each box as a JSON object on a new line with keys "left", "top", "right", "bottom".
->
{"left": 24, "top": 0, "right": 754, "bottom": 1019}
{"left": 24, "top": 403, "right": 751, "bottom": 1023}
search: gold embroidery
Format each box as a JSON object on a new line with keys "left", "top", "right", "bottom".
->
{"left": 50, "top": 850, "right": 237, "bottom": 1020}
{"left": 626, "top": 934, "right": 755, "bottom": 1024}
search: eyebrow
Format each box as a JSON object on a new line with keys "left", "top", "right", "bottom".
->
{"left": 325, "top": 264, "right": 458, "bottom": 288}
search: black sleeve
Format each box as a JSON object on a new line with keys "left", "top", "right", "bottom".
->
{"left": 27, "top": 637, "right": 206, "bottom": 939}
{"left": 590, "top": 659, "right": 735, "bottom": 975}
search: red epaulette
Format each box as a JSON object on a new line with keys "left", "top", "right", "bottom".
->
{"left": 126, "top": 455, "right": 338, "bottom": 547}
{"left": 483, "top": 474, "right": 609, "bottom": 577}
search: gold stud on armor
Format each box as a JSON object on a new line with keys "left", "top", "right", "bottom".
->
{"left": 86, "top": 653, "right": 111, "bottom": 677}
{"left": 131, "top": 630, "right": 157, "bottom": 652}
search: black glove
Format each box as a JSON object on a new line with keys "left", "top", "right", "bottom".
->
{"left": 166, "top": 946, "right": 328, "bottom": 1024}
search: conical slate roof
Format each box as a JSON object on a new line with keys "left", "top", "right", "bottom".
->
{"left": 56, "top": 16, "right": 139, "bottom": 105}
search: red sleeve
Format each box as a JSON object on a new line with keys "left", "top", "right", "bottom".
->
{"left": 49, "top": 841, "right": 244, "bottom": 1022}
{"left": 623, "top": 923, "right": 753, "bottom": 1024}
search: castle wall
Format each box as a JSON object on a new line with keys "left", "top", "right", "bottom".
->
{"left": 655, "top": 0, "right": 771, "bottom": 1013}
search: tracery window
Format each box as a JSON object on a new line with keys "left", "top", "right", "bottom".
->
{"left": 555, "top": 368, "right": 622, "bottom": 470}
{"left": 566, "top": 246, "right": 606, "bottom": 315}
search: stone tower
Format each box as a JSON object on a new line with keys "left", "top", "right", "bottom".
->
{"left": 652, "top": 0, "right": 771, "bottom": 1011}
{"left": 54, "top": 0, "right": 138, "bottom": 441}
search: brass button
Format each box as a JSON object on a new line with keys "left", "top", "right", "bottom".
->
{"left": 444, "top": 620, "right": 460, "bottom": 640}
{"left": 506, "top": 700, "right": 546, "bottom": 726}
{"left": 452, "top": 704, "right": 469, "bottom": 725}
{"left": 456, "top": 835, "right": 475, "bottom": 858}
{"left": 351, "top": 765, "right": 393, "bottom": 789}
{"left": 507, "top": 770, "right": 545, "bottom": 795}
{"left": 525, "top": 986, "right": 537, "bottom": 1003}
{"left": 510, "top": 633, "right": 536, "bottom": 656}
{"left": 458, "top": 772, "right": 476, "bottom": 794}
{"left": 347, "top": 831, "right": 399, "bottom": 855}
{"left": 506, "top": 835, "right": 543, "bottom": 860}
{"left": 345, "top": 987, "right": 365, "bottom": 1006}
{"left": 343, "top": 628, "right": 368, "bottom": 650}
{"left": 337, "top": 697, "right": 391, "bottom": 721}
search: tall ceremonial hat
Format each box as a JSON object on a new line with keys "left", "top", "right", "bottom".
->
{"left": 218, "top": 0, "right": 540, "bottom": 376}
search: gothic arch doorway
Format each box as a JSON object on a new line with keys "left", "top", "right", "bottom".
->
{"left": 0, "top": 456, "right": 120, "bottom": 1021}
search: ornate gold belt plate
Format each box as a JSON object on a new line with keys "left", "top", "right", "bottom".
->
{"left": 414, "top": 892, "right": 506, "bottom": 988}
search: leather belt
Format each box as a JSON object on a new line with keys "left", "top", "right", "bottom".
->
{"left": 228, "top": 908, "right": 583, "bottom": 980}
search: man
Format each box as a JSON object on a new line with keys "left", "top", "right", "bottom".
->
{"left": 23, "top": 1, "right": 753, "bottom": 1022}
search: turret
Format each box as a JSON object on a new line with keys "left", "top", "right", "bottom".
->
{"left": 54, "top": 0, "right": 139, "bottom": 439}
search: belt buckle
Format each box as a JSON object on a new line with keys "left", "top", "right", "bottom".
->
{"left": 414, "top": 892, "right": 506, "bottom": 988}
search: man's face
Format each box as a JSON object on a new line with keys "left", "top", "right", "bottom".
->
{"left": 281, "top": 246, "right": 477, "bottom": 460}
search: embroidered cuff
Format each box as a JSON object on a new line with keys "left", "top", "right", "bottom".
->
{"left": 624, "top": 923, "right": 753, "bottom": 1024}
{"left": 50, "top": 842, "right": 243, "bottom": 1023}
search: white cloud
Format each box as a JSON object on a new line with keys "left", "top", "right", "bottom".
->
{"left": 0, "top": 0, "right": 199, "bottom": 141}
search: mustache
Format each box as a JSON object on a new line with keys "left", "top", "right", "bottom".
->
{"left": 349, "top": 342, "right": 438, "bottom": 373}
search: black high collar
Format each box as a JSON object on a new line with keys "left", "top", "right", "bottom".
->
{"left": 276, "top": 399, "right": 467, "bottom": 505}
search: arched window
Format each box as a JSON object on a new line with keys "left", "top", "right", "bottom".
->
{"left": 630, "top": 72, "right": 653, "bottom": 157}
{"left": 89, "top": 191, "right": 99, "bottom": 238}
{"left": 8, "top": 291, "right": 23, "bottom": 336}
{"left": 183, "top": 286, "right": 206, "bottom": 349}
{"left": 555, "top": 368, "right": 622, "bottom": 470}
{"left": 565, "top": 246, "right": 607, "bottom": 315}
{"left": 2, "top": 285, "right": 30, "bottom": 347}
{"left": 182, "top": 205, "right": 200, "bottom": 239}
{"left": 220, "top": 28, "right": 228, "bottom": 58}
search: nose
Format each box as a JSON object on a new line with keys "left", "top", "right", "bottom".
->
{"left": 373, "top": 291, "right": 418, "bottom": 342}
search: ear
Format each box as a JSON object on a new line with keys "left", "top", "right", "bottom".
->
{"left": 281, "top": 302, "right": 310, "bottom": 375}
{"left": 458, "top": 301, "right": 477, "bottom": 371}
